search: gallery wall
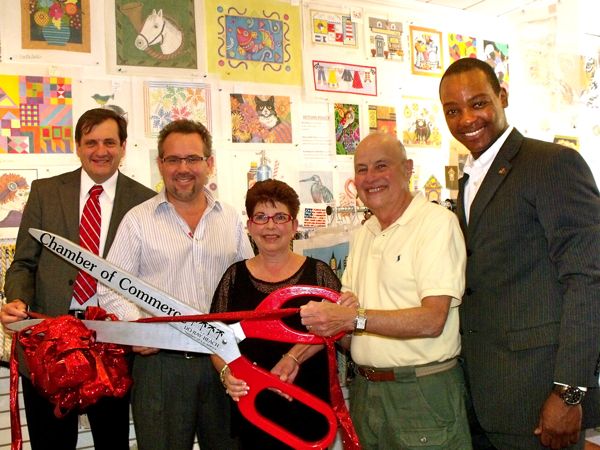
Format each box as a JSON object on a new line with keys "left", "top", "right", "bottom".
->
{"left": 0, "top": 0, "right": 598, "bottom": 241}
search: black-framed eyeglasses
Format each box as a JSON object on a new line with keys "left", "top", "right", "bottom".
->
{"left": 161, "top": 155, "right": 209, "bottom": 166}
{"left": 250, "top": 213, "right": 293, "bottom": 225}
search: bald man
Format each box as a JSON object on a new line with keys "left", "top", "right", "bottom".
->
{"left": 301, "top": 133, "right": 471, "bottom": 449}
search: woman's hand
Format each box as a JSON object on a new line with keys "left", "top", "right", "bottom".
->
{"left": 221, "top": 366, "right": 249, "bottom": 402}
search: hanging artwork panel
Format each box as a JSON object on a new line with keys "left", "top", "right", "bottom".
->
{"left": 410, "top": 25, "right": 443, "bottom": 77}
{"left": 483, "top": 40, "right": 509, "bottom": 90}
{"left": 313, "top": 61, "right": 377, "bottom": 96}
{"left": 365, "top": 16, "right": 403, "bottom": 61}
{"left": 205, "top": 0, "right": 302, "bottom": 85}
{"left": 310, "top": 10, "right": 357, "bottom": 48}
{"left": 448, "top": 33, "right": 477, "bottom": 62}
{"left": 115, "top": 0, "right": 197, "bottom": 69}
{"left": 0, "top": 75, "right": 73, "bottom": 154}
{"left": 21, "top": 0, "right": 90, "bottom": 52}
{"left": 143, "top": 81, "right": 211, "bottom": 137}
{"left": 0, "top": 169, "right": 37, "bottom": 238}
{"left": 334, "top": 103, "right": 360, "bottom": 155}
{"left": 401, "top": 97, "right": 442, "bottom": 148}
{"left": 230, "top": 94, "right": 292, "bottom": 144}
{"left": 368, "top": 105, "right": 397, "bottom": 135}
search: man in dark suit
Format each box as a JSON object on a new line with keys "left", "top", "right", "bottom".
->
{"left": 1, "top": 108, "right": 156, "bottom": 450}
{"left": 439, "top": 57, "right": 600, "bottom": 449}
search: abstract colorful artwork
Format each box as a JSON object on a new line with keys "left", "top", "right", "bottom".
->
{"left": 366, "top": 16, "right": 403, "bottom": 60}
{"left": 368, "top": 105, "right": 397, "bottom": 135}
{"left": 401, "top": 97, "right": 442, "bottom": 148}
{"left": 448, "top": 33, "right": 477, "bottom": 62}
{"left": 115, "top": 1, "right": 197, "bottom": 69}
{"left": 313, "top": 61, "right": 377, "bottom": 96}
{"left": 143, "top": 81, "right": 210, "bottom": 136}
{"left": 553, "top": 135, "right": 579, "bottom": 151}
{"left": 0, "top": 169, "right": 37, "bottom": 237}
{"left": 21, "top": 0, "right": 90, "bottom": 52}
{"left": 484, "top": 40, "right": 509, "bottom": 90}
{"left": 0, "top": 75, "right": 73, "bottom": 154}
{"left": 230, "top": 94, "right": 292, "bottom": 144}
{"left": 205, "top": 0, "right": 302, "bottom": 85}
{"left": 334, "top": 103, "right": 360, "bottom": 155}
{"left": 410, "top": 26, "right": 443, "bottom": 77}
{"left": 310, "top": 10, "right": 357, "bottom": 47}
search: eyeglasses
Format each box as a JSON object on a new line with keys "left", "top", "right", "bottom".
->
{"left": 161, "top": 155, "right": 209, "bottom": 166}
{"left": 250, "top": 213, "right": 293, "bottom": 225}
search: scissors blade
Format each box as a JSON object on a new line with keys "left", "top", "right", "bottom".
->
{"left": 7, "top": 319, "right": 213, "bottom": 353}
{"left": 29, "top": 228, "right": 239, "bottom": 359}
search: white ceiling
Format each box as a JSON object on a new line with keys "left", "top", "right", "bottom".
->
{"left": 413, "top": 0, "right": 550, "bottom": 17}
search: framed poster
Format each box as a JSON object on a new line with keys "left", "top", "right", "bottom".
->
{"left": 21, "top": 0, "right": 90, "bottom": 52}
{"left": 410, "top": 25, "right": 443, "bottom": 77}
{"left": 313, "top": 60, "right": 377, "bottom": 96}
{"left": 310, "top": 10, "right": 357, "bottom": 48}
{"left": 366, "top": 16, "right": 403, "bottom": 61}
{"left": 448, "top": 33, "right": 477, "bottom": 62}
{"left": 0, "top": 169, "right": 37, "bottom": 238}
{"left": 230, "top": 94, "right": 292, "bottom": 144}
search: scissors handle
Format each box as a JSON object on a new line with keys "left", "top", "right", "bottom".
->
{"left": 242, "top": 285, "right": 346, "bottom": 344}
{"left": 229, "top": 357, "right": 338, "bottom": 450}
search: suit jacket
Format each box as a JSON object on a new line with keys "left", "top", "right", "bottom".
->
{"left": 5, "top": 168, "right": 156, "bottom": 317}
{"left": 457, "top": 129, "right": 600, "bottom": 436}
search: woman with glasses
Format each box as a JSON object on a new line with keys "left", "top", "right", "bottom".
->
{"left": 210, "top": 179, "right": 341, "bottom": 449}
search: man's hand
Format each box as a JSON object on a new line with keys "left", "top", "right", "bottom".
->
{"left": 132, "top": 346, "right": 160, "bottom": 356}
{"left": 1, "top": 299, "right": 29, "bottom": 328}
{"left": 300, "top": 294, "right": 358, "bottom": 337}
{"left": 534, "top": 391, "right": 582, "bottom": 449}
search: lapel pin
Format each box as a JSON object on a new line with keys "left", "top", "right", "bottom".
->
{"left": 498, "top": 167, "right": 507, "bottom": 175}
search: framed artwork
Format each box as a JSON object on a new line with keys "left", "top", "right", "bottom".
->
{"left": 483, "top": 40, "right": 509, "bottom": 90}
{"left": 553, "top": 135, "right": 579, "bottom": 151}
{"left": 313, "top": 60, "right": 377, "bottom": 96}
{"left": 334, "top": 103, "right": 360, "bottom": 155}
{"left": 368, "top": 105, "right": 397, "bottom": 135}
{"left": 366, "top": 16, "right": 403, "bottom": 61}
{"left": 410, "top": 25, "right": 443, "bottom": 77}
{"left": 21, "top": 0, "right": 90, "bottom": 52}
{"left": 230, "top": 94, "right": 292, "bottom": 144}
{"left": 401, "top": 97, "right": 442, "bottom": 148}
{"left": 115, "top": 1, "right": 197, "bottom": 69}
{"left": 143, "top": 81, "right": 210, "bottom": 137}
{"left": 205, "top": 0, "right": 302, "bottom": 85}
{"left": 298, "top": 170, "right": 334, "bottom": 204}
{"left": 0, "top": 169, "right": 38, "bottom": 238}
{"left": 0, "top": 75, "right": 73, "bottom": 154}
{"left": 448, "top": 33, "right": 477, "bottom": 62}
{"left": 310, "top": 10, "right": 357, "bottom": 47}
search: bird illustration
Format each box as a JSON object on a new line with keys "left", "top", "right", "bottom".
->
{"left": 91, "top": 93, "right": 115, "bottom": 106}
{"left": 300, "top": 175, "right": 334, "bottom": 203}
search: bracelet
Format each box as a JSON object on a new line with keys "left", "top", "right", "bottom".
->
{"left": 219, "top": 364, "right": 229, "bottom": 387}
{"left": 283, "top": 353, "right": 300, "bottom": 365}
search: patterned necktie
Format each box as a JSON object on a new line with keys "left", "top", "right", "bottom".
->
{"left": 72, "top": 185, "right": 103, "bottom": 305}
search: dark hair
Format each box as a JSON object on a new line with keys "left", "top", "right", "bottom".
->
{"left": 75, "top": 108, "right": 127, "bottom": 145}
{"left": 439, "top": 58, "right": 502, "bottom": 96}
{"left": 245, "top": 179, "right": 300, "bottom": 219}
{"left": 157, "top": 120, "right": 213, "bottom": 158}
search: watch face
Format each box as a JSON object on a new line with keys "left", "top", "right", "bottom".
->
{"left": 356, "top": 316, "right": 367, "bottom": 330}
{"left": 561, "top": 386, "right": 585, "bottom": 406}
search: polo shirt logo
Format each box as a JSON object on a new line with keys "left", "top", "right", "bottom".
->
{"left": 397, "top": 255, "right": 401, "bottom": 262}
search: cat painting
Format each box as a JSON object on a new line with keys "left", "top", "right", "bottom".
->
{"left": 255, "top": 96, "right": 281, "bottom": 129}
{"left": 231, "top": 94, "right": 293, "bottom": 143}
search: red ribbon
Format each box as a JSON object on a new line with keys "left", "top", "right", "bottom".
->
{"left": 140, "top": 309, "right": 362, "bottom": 449}
{"left": 9, "top": 307, "right": 132, "bottom": 450}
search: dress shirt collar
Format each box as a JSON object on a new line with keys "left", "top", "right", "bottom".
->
{"left": 365, "top": 191, "right": 427, "bottom": 234}
{"left": 153, "top": 186, "right": 222, "bottom": 213}
{"left": 463, "top": 125, "right": 514, "bottom": 178}
{"left": 80, "top": 169, "right": 118, "bottom": 202}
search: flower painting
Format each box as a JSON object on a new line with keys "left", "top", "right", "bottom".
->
{"left": 22, "top": 0, "right": 90, "bottom": 52}
{"left": 144, "top": 81, "right": 211, "bottom": 137}
{"left": 230, "top": 94, "right": 292, "bottom": 144}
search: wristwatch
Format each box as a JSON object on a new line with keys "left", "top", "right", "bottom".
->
{"left": 554, "top": 384, "right": 586, "bottom": 406}
{"left": 354, "top": 308, "right": 367, "bottom": 332}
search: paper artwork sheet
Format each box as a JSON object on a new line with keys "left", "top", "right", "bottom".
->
{"left": 410, "top": 25, "right": 443, "bottom": 77}
{"left": 313, "top": 60, "right": 377, "bottom": 96}
{"left": 483, "top": 40, "right": 509, "bottom": 91}
{"left": 334, "top": 103, "right": 360, "bottom": 155}
{"left": 310, "top": 10, "right": 357, "bottom": 48}
{"left": 0, "top": 169, "right": 37, "bottom": 238}
{"left": 448, "top": 33, "right": 477, "bottom": 62}
{"left": 368, "top": 105, "right": 397, "bottom": 135}
{"left": 0, "top": 75, "right": 73, "bottom": 154}
{"left": 401, "top": 97, "right": 442, "bottom": 148}
{"left": 365, "top": 16, "right": 403, "bottom": 61}
{"left": 230, "top": 94, "right": 292, "bottom": 144}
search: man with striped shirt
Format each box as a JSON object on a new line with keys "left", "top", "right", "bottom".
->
{"left": 99, "top": 120, "right": 253, "bottom": 450}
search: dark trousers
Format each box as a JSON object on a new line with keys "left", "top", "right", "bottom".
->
{"left": 22, "top": 376, "right": 131, "bottom": 450}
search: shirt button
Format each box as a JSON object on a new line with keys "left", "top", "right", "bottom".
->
{"left": 420, "top": 436, "right": 428, "bottom": 444}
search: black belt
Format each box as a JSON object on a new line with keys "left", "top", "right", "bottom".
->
{"left": 161, "top": 349, "right": 207, "bottom": 359}
{"left": 68, "top": 309, "right": 86, "bottom": 319}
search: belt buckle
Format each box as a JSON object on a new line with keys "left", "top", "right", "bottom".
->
{"left": 183, "top": 352, "right": 194, "bottom": 359}
{"left": 362, "top": 367, "right": 377, "bottom": 380}
{"left": 69, "top": 310, "right": 86, "bottom": 320}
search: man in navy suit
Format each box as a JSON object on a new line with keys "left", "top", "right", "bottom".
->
{"left": 439, "top": 57, "right": 600, "bottom": 449}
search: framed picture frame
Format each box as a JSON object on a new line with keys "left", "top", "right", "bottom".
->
{"left": 21, "top": 0, "right": 91, "bottom": 52}
{"left": 410, "top": 25, "right": 443, "bottom": 77}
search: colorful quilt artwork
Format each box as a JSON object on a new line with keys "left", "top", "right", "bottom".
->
{"left": 116, "top": 0, "right": 197, "bottom": 69}
{"left": 0, "top": 75, "right": 73, "bottom": 154}
{"left": 334, "top": 103, "right": 360, "bottom": 155}
{"left": 484, "top": 40, "right": 509, "bottom": 91}
{"left": 310, "top": 10, "right": 357, "bottom": 47}
{"left": 205, "top": 0, "right": 302, "bottom": 85}
{"left": 448, "top": 33, "right": 477, "bottom": 62}
{"left": 143, "top": 81, "right": 210, "bottom": 137}
{"left": 366, "top": 16, "right": 403, "bottom": 61}
{"left": 410, "top": 26, "right": 443, "bottom": 77}
{"left": 401, "top": 97, "right": 442, "bottom": 148}
{"left": 230, "top": 94, "right": 292, "bottom": 144}
{"left": 21, "top": 0, "right": 90, "bottom": 52}
{"left": 368, "top": 105, "right": 397, "bottom": 135}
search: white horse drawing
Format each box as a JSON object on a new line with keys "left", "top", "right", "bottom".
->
{"left": 135, "top": 9, "right": 182, "bottom": 56}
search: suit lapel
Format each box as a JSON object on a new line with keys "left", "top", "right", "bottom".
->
{"left": 58, "top": 169, "right": 82, "bottom": 242}
{"left": 468, "top": 129, "right": 524, "bottom": 233}
{"left": 457, "top": 174, "right": 468, "bottom": 236}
